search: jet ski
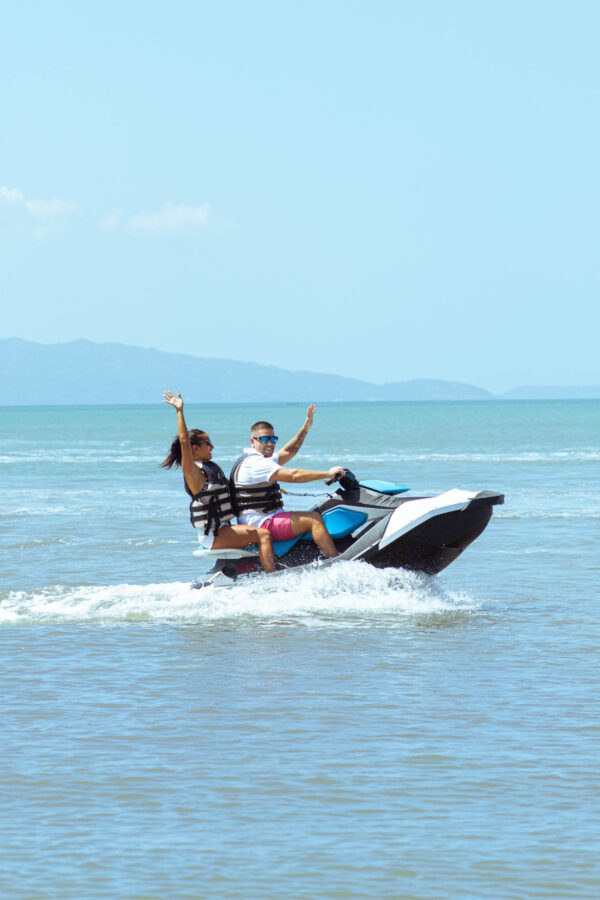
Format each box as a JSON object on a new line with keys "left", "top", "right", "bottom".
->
{"left": 191, "top": 470, "right": 504, "bottom": 588}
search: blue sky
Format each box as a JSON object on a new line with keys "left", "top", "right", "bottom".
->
{"left": 1, "top": 0, "right": 598, "bottom": 392}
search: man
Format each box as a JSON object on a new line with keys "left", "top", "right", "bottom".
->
{"left": 231, "top": 405, "right": 345, "bottom": 559}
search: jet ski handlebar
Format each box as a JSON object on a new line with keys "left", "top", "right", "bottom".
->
{"left": 324, "top": 468, "right": 360, "bottom": 491}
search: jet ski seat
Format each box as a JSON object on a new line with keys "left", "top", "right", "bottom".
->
{"left": 193, "top": 508, "right": 369, "bottom": 559}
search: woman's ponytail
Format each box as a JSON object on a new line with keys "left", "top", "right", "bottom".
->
{"left": 161, "top": 429, "right": 209, "bottom": 469}
{"left": 161, "top": 436, "right": 183, "bottom": 469}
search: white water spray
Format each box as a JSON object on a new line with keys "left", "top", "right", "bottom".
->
{"left": 1, "top": 562, "right": 478, "bottom": 626}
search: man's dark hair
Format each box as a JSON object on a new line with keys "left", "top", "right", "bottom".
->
{"left": 251, "top": 420, "right": 274, "bottom": 434}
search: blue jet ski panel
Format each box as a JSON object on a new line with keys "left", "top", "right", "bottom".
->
{"left": 359, "top": 480, "right": 410, "bottom": 495}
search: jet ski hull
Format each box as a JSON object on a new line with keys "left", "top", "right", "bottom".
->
{"left": 191, "top": 474, "right": 504, "bottom": 586}
{"left": 359, "top": 500, "right": 495, "bottom": 574}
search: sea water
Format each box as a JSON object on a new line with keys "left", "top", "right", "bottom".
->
{"left": 1, "top": 401, "right": 599, "bottom": 898}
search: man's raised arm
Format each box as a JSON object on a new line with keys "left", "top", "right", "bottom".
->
{"left": 277, "top": 404, "right": 316, "bottom": 465}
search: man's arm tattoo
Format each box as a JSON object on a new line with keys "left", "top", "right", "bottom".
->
{"left": 284, "top": 427, "right": 308, "bottom": 456}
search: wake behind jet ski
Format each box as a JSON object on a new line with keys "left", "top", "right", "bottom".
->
{"left": 192, "top": 470, "right": 504, "bottom": 587}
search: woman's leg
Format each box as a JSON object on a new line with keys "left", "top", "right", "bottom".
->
{"left": 289, "top": 511, "right": 338, "bottom": 559}
{"left": 212, "top": 524, "right": 275, "bottom": 573}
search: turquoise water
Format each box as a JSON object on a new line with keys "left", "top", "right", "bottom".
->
{"left": 1, "top": 401, "right": 599, "bottom": 898}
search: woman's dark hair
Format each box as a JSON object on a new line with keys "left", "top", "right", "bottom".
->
{"left": 161, "top": 429, "right": 209, "bottom": 469}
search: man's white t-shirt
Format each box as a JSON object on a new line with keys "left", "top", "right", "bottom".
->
{"left": 235, "top": 447, "right": 284, "bottom": 527}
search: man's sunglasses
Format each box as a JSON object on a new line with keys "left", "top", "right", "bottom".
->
{"left": 254, "top": 435, "right": 279, "bottom": 444}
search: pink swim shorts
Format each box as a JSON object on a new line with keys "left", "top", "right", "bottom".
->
{"left": 262, "top": 512, "right": 295, "bottom": 541}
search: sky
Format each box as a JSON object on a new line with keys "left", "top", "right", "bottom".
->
{"left": 1, "top": 0, "right": 598, "bottom": 392}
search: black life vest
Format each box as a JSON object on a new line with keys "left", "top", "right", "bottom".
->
{"left": 230, "top": 453, "right": 283, "bottom": 517}
{"left": 184, "top": 461, "right": 235, "bottom": 536}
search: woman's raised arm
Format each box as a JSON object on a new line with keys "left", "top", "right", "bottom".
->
{"left": 162, "top": 391, "right": 205, "bottom": 494}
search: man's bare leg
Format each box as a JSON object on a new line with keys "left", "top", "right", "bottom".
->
{"left": 290, "top": 511, "right": 338, "bottom": 559}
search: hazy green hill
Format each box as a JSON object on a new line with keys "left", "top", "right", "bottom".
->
{"left": 1, "top": 338, "right": 597, "bottom": 403}
{"left": 0, "top": 338, "right": 493, "bottom": 404}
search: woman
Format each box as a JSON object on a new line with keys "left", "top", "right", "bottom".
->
{"left": 161, "top": 391, "right": 275, "bottom": 573}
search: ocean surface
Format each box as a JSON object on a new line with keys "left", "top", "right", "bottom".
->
{"left": 1, "top": 400, "right": 599, "bottom": 898}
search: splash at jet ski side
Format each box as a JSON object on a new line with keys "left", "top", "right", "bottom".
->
{"left": 191, "top": 470, "right": 504, "bottom": 587}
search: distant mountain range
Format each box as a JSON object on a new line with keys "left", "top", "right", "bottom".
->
{"left": 1, "top": 338, "right": 598, "bottom": 404}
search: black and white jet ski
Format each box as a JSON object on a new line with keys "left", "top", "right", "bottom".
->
{"left": 191, "top": 470, "right": 504, "bottom": 588}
